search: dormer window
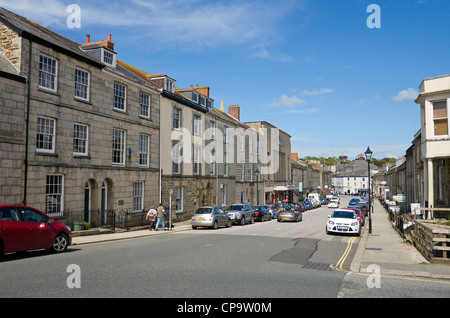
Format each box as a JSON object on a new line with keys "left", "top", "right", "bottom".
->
{"left": 101, "top": 48, "right": 116, "bottom": 67}
{"left": 200, "top": 95, "right": 206, "bottom": 107}
{"left": 165, "top": 78, "right": 175, "bottom": 93}
{"left": 192, "top": 92, "right": 199, "bottom": 103}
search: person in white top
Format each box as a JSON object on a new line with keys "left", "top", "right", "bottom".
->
{"left": 146, "top": 206, "right": 157, "bottom": 231}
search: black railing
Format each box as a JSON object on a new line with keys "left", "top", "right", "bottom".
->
{"left": 52, "top": 209, "right": 150, "bottom": 232}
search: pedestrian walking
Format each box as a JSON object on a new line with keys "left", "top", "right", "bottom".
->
{"left": 155, "top": 203, "right": 166, "bottom": 231}
{"left": 146, "top": 206, "right": 157, "bottom": 230}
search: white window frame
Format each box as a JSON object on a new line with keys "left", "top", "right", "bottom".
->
{"left": 74, "top": 68, "right": 90, "bottom": 101}
{"left": 113, "top": 82, "right": 127, "bottom": 111}
{"left": 73, "top": 123, "right": 88, "bottom": 156}
{"left": 221, "top": 185, "right": 227, "bottom": 207}
{"left": 172, "top": 107, "right": 181, "bottom": 130}
{"left": 223, "top": 152, "right": 228, "bottom": 176}
{"left": 139, "top": 92, "right": 151, "bottom": 118}
{"left": 193, "top": 144, "right": 201, "bottom": 175}
{"left": 193, "top": 114, "right": 201, "bottom": 136}
{"left": 210, "top": 121, "right": 216, "bottom": 140}
{"left": 36, "top": 116, "right": 56, "bottom": 153}
{"left": 432, "top": 99, "right": 449, "bottom": 138}
{"left": 175, "top": 186, "right": 183, "bottom": 212}
{"left": 132, "top": 182, "right": 144, "bottom": 212}
{"left": 101, "top": 48, "right": 116, "bottom": 67}
{"left": 210, "top": 149, "right": 215, "bottom": 175}
{"left": 172, "top": 142, "right": 181, "bottom": 174}
{"left": 112, "top": 128, "right": 126, "bottom": 166}
{"left": 139, "top": 134, "right": 150, "bottom": 167}
{"left": 38, "top": 54, "right": 58, "bottom": 92}
{"left": 45, "top": 174, "right": 64, "bottom": 216}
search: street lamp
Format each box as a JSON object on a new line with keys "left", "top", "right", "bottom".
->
{"left": 364, "top": 147, "right": 373, "bottom": 234}
{"left": 255, "top": 168, "right": 261, "bottom": 206}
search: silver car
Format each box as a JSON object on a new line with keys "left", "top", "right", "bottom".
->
{"left": 277, "top": 210, "right": 302, "bottom": 222}
{"left": 191, "top": 206, "right": 232, "bottom": 229}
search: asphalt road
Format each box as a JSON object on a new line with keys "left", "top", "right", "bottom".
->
{"left": 3, "top": 197, "right": 447, "bottom": 299}
{"left": 0, "top": 198, "right": 358, "bottom": 298}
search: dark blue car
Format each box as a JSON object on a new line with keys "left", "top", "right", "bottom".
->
{"left": 303, "top": 200, "right": 313, "bottom": 210}
{"left": 349, "top": 198, "right": 360, "bottom": 205}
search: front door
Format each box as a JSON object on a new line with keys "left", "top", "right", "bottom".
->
{"left": 84, "top": 183, "right": 90, "bottom": 223}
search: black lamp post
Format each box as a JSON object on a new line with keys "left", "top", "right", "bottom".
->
{"left": 364, "top": 147, "right": 373, "bottom": 234}
{"left": 255, "top": 168, "right": 260, "bottom": 206}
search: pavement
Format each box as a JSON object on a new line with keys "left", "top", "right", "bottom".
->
{"left": 72, "top": 201, "right": 450, "bottom": 281}
{"left": 350, "top": 199, "right": 450, "bottom": 280}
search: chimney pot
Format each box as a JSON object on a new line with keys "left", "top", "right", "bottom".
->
{"left": 86, "top": 34, "right": 90, "bottom": 43}
{"left": 108, "top": 34, "right": 112, "bottom": 42}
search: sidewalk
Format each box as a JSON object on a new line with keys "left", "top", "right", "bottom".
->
{"left": 71, "top": 220, "right": 192, "bottom": 245}
{"left": 350, "top": 199, "right": 450, "bottom": 280}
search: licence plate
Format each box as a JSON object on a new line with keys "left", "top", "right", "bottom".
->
{"left": 337, "top": 226, "right": 348, "bottom": 230}
{"left": 282, "top": 217, "right": 290, "bottom": 220}
{"left": 197, "top": 218, "right": 205, "bottom": 221}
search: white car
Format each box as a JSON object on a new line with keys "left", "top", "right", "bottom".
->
{"left": 328, "top": 199, "right": 339, "bottom": 208}
{"left": 326, "top": 209, "right": 361, "bottom": 236}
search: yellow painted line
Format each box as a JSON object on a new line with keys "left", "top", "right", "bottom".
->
{"left": 333, "top": 236, "right": 356, "bottom": 270}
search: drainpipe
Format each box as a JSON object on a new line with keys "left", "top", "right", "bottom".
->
{"left": 23, "top": 35, "right": 33, "bottom": 206}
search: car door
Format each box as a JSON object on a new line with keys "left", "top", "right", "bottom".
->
{"left": 16, "top": 207, "right": 54, "bottom": 250}
{"left": 217, "top": 208, "right": 227, "bottom": 226}
{"left": 0, "top": 207, "right": 25, "bottom": 253}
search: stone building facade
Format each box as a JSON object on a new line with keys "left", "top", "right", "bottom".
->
{"left": 0, "top": 8, "right": 160, "bottom": 226}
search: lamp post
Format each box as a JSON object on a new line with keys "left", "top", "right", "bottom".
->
{"left": 255, "top": 168, "right": 261, "bottom": 206}
{"left": 364, "top": 147, "right": 373, "bottom": 234}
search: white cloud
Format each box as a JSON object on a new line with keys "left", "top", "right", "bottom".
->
{"left": 0, "top": 0, "right": 305, "bottom": 54}
{"left": 393, "top": 88, "right": 418, "bottom": 102}
{"left": 266, "top": 94, "right": 306, "bottom": 108}
{"left": 300, "top": 88, "right": 334, "bottom": 96}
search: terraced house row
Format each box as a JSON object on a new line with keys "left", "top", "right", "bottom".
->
{"left": 0, "top": 7, "right": 298, "bottom": 226}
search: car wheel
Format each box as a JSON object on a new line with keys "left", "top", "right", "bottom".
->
{"left": 192, "top": 226, "right": 197, "bottom": 230}
{"left": 51, "top": 233, "right": 68, "bottom": 253}
{"left": 240, "top": 217, "right": 245, "bottom": 226}
{"left": 226, "top": 220, "right": 232, "bottom": 228}
{"left": 250, "top": 216, "right": 255, "bottom": 224}
{"left": 212, "top": 221, "right": 218, "bottom": 230}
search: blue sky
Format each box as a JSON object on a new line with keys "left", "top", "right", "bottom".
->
{"left": 2, "top": 0, "right": 449, "bottom": 159}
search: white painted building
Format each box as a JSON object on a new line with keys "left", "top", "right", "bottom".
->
{"left": 332, "top": 175, "right": 370, "bottom": 195}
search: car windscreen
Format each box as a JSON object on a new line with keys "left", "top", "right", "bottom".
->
{"left": 195, "top": 208, "right": 212, "bottom": 214}
{"left": 331, "top": 211, "right": 356, "bottom": 219}
{"left": 226, "top": 205, "right": 243, "bottom": 211}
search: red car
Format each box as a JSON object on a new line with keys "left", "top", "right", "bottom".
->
{"left": 342, "top": 207, "right": 365, "bottom": 226}
{"left": 0, "top": 205, "right": 72, "bottom": 256}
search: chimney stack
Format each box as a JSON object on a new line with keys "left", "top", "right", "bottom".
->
{"left": 86, "top": 34, "right": 90, "bottom": 43}
{"left": 228, "top": 105, "right": 240, "bottom": 121}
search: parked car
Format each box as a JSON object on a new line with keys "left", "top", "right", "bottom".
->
{"left": 225, "top": 203, "right": 255, "bottom": 225}
{"left": 326, "top": 209, "right": 361, "bottom": 236}
{"left": 352, "top": 203, "right": 369, "bottom": 216}
{"left": 261, "top": 204, "right": 277, "bottom": 218}
{"left": 295, "top": 202, "right": 306, "bottom": 212}
{"left": 328, "top": 199, "right": 339, "bottom": 208}
{"left": 303, "top": 200, "right": 313, "bottom": 210}
{"left": 0, "top": 205, "right": 72, "bottom": 256}
{"left": 349, "top": 198, "right": 360, "bottom": 205}
{"left": 254, "top": 206, "right": 272, "bottom": 222}
{"left": 341, "top": 207, "right": 365, "bottom": 226}
{"left": 191, "top": 206, "right": 232, "bottom": 229}
{"left": 277, "top": 209, "right": 302, "bottom": 222}
{"left": 298, "top": 201, "right": 307, "bottom": 212}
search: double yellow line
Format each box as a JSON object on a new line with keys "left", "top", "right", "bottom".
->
{"left": 333, "top": 236, "right": 357, "bottom": 270}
